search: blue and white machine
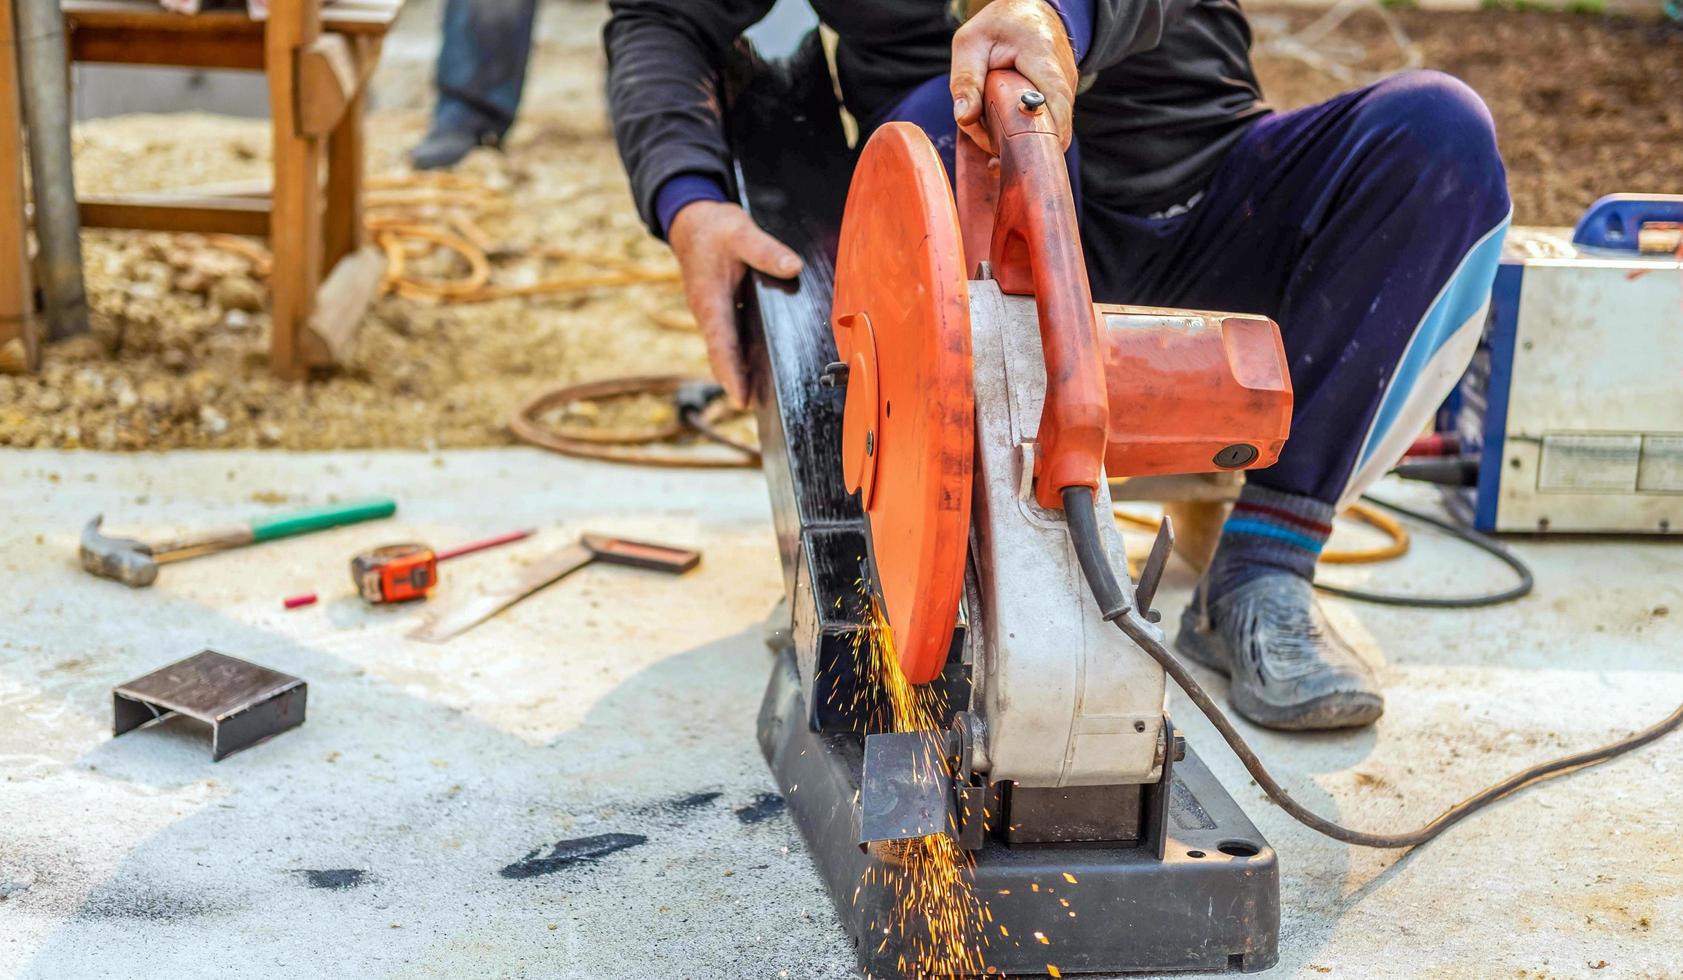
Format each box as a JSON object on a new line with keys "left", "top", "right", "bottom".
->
{"left": 1444, "top": 194, "right": 1683, "bottom": 534}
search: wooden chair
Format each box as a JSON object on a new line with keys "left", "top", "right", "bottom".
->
{"left": 0, "top": 0, "right": 32, "bottom": 372}
{"left": 6, "top": 0, "right": 404, "bottom": 379}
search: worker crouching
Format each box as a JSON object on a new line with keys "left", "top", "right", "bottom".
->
{"left": 602, "top": 0, "right": 1510, "bottom": 732}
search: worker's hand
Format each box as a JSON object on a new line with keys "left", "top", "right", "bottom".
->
{"left": 667, "top": 200, "right": 803, "bottom": 409}
{"left": 950, "top": 0, "right": 1078, "bottom": 153}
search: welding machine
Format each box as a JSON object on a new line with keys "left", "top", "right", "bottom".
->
{"left": 1442, "top": 194, "right": 1683, "bottom": 534}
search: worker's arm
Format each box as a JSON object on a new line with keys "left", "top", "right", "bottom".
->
{"left": 605, "top": 0, "right": 800, "bottom": 408}
{"left": 604, "top": 0, "right": 773, "bottom": 233}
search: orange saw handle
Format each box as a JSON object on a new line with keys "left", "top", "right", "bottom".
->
{"left": 956, "top": 70, "right": 1108, "bottom": 511}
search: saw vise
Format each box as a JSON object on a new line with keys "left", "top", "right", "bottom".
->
{"left": 732, "top": 32, "right": 1291, "bottom": 977}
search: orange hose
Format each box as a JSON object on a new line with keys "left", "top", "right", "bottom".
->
{"left": 373, "top": 223, "right": 491, "bottom": 300}
{"left": 645, "top": 303, "right": 698, "bottom": 332}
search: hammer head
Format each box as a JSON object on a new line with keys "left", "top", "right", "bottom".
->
{"left": 80, "top": 515, "right": 158, "bottom": 588}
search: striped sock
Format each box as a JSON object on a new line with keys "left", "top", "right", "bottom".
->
{"left": 1205, "top": 485, "right": 1334, "bottom": 601}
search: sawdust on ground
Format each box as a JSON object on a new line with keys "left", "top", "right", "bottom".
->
{"left": 2, "top": 7, "right": 1679, "bottom": 451}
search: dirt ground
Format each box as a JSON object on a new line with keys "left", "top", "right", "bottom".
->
{"left": 2, "top": 4, "right": 1680, "bottom": 451}
{"left": 1250, "top": 10, "right": 1683, "bottom": 226}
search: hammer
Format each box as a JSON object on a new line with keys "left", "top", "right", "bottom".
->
{"left": 80, "top": 499, "right": 397, "bottom": 588}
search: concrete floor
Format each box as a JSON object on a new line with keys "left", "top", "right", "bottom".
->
{"left": 1, "top": 449, "right": 1680, "bottom": 979}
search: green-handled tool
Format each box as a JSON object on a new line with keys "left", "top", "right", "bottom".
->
{"left": 80, "top": 499, "right": 397, "bottom": 588}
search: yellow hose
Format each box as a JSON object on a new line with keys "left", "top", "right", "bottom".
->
{"left": 370, "top": 220, "right": 491, "bottom": 300}
{"left": 1321, "top": 501, "right": 1410, "bottom": 564}
{"left": 1113, "top": 499, "right": 1410, "bottom": 566}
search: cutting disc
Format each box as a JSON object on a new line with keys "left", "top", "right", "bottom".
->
{"left": 832, "top": 123, "right": 974, "bottom": 685}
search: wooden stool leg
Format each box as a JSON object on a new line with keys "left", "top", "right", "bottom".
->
{"left": 322, "top": 86, "right": 365, "bottom": 270}
{"left": 266, "top": 0, "right": 323, "bottom": 381}
{"left": 0, "top": 0, "right": 37, "bottom": 372}
{"left": 1164, "top": 500, "right": 1229, "bottom": 575}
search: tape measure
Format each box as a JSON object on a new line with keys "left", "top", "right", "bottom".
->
{"left": 341, "top": 529, "right": 536, "bottom": 606}
{"left": 351, "top": 543, "right": 437, "bottom": 604}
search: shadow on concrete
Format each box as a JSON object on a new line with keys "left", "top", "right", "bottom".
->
{"left": 10, "top": 605, "right": 855, "bottom": 979}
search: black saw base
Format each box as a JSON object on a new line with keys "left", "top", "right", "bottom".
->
{"left": 757, "top": 648, "right": 1280, "bottom": 977}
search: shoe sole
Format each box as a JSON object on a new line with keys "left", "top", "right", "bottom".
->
{"left": 1174, "top": 611, "right": 1383, "bottom": 732}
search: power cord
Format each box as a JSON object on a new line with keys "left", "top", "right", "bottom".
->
{"left": 1062, "top": 485, "right": 1682, "bottom": 849}
{"left": 674, "top": 381, "right": 764, "bottom": 464}
{"left": 1314, "top": 494, "right": 1533, "bottom": 609}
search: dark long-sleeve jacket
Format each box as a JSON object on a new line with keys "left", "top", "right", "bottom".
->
{"left": 605, "top": 0, "right": 1268, "bottom": 236}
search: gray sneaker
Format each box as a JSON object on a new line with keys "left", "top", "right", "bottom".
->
{"left": 1175, "top": 573, "right": 1384, "bottom": 731}
{"left": 410, "top": 126, "right": 498, "bottom": 171}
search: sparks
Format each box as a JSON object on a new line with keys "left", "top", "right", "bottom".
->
{"left": 848, "top": 590, "right": 993, "bottom": 977}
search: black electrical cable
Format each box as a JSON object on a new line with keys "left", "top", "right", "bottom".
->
{"left": 1314, "top": 494, "right": 1532, "bottom": 608}
{"left": 1117, "top": 609, "right": 1683, "bottom": 848}
{"left": 673, "top": 380, "right": 764, "bottom": 464}
{"left": 1390, "top": 455, "right": 1481, "bottom": 487}
{"left": 1060, "top": 485, "right": 1683, "bottom": 849}
{"left": 1065, "top": 485, "right": 1128, "bottom": 619}
{"left": 681, "top": 407, "right": 763, "bottom": 464}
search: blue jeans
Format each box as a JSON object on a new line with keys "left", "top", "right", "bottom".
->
{"left": 432, "top": 0, "right": 538, "bottom": 138}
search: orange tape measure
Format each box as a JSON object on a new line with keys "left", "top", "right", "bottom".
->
{"left": 351, "top": 543, "right": 437, "bottom": 604}
{"left": 346, "top": 529, "right": 535, "bottom": 605}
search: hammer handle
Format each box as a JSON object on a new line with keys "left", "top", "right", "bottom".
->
{"left": 149, "top": 525, "right": 255, "bottom": 561}
{"left": 151, "top": 498, "right": 397, "bottom": 561}
{"left": 249, "top": 498, "right": 397, "bottom": 543}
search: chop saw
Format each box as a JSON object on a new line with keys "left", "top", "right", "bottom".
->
{"left": 743, "top": 60, "right": 1292, "bottom": 977}
{"left": 729, "top": 31, "right": 1683, "bottom": 978}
